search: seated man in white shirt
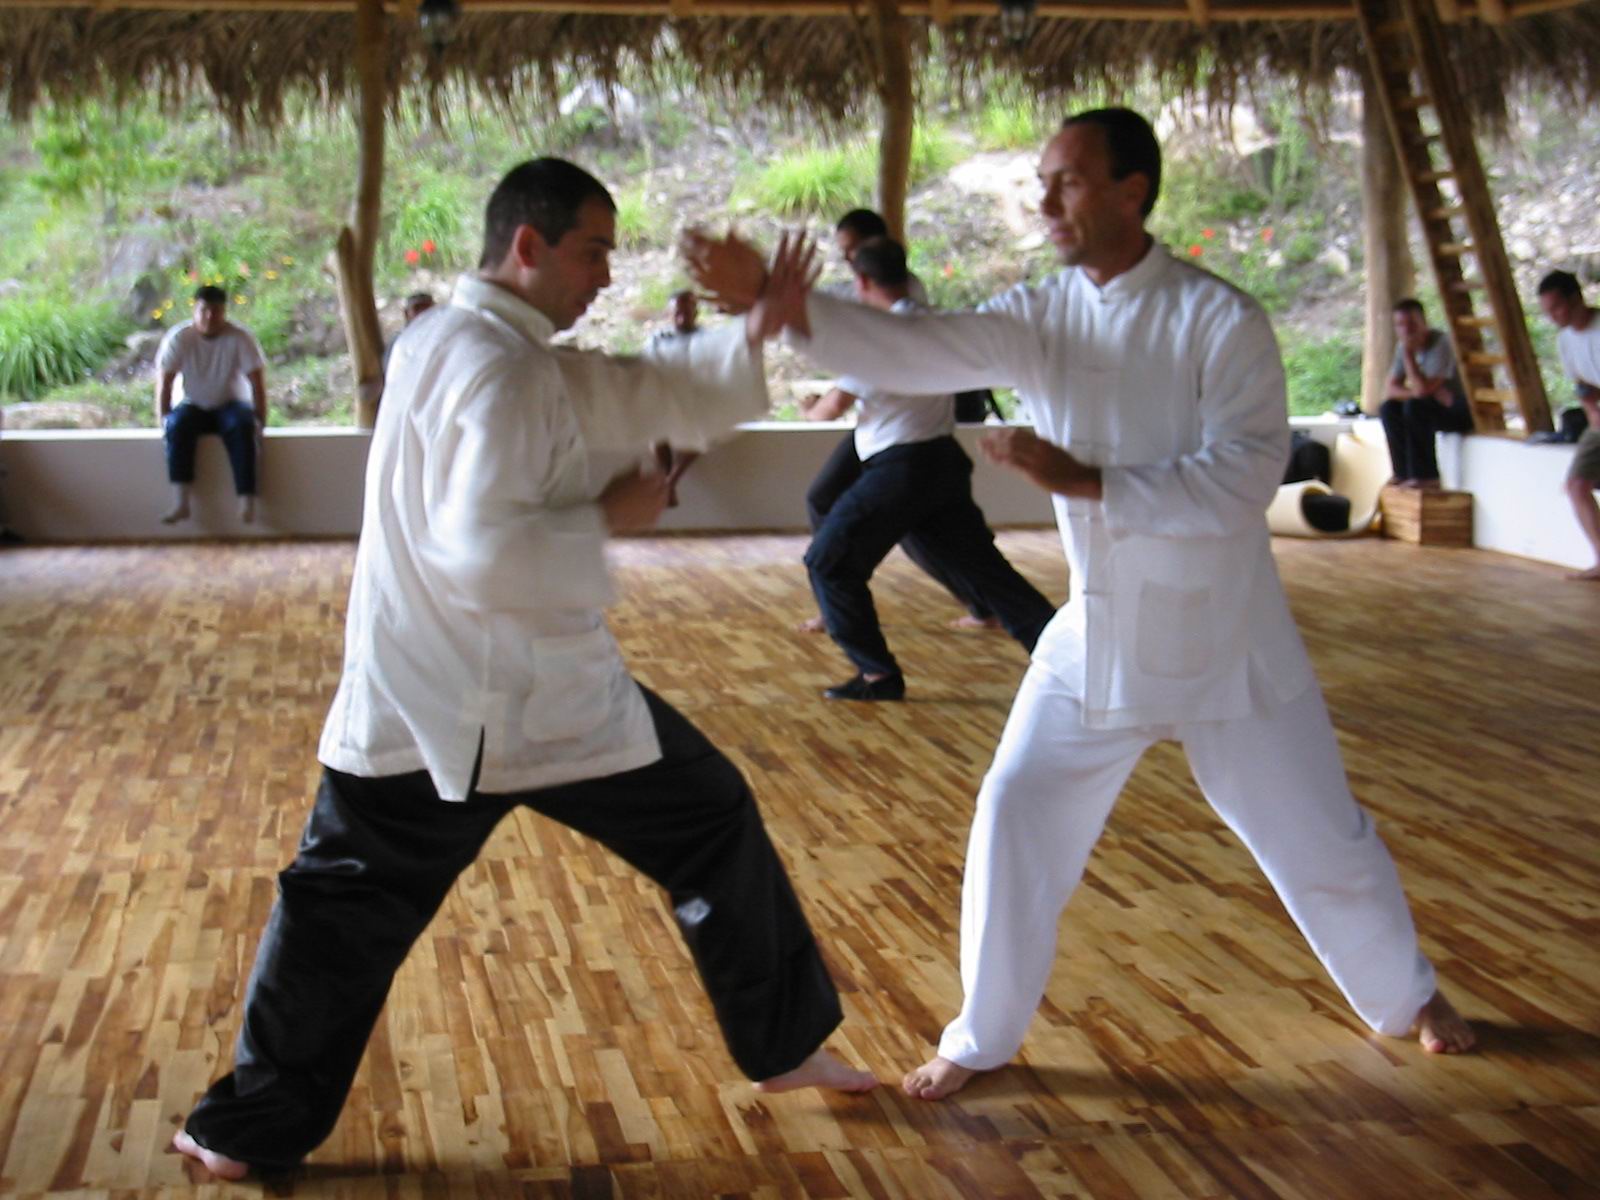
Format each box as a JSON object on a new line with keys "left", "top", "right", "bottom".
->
{"left": 801, "top": 236, "right": 1056, "bottom": 701}
{"left": 171, "top": 160, "right": 873, "bottom": 1182}
{"left": 702, "top": 106, "right": 1475, "bottom": 1101}
{"left": 155, "top": 285, "right": 268, "bottom": 524}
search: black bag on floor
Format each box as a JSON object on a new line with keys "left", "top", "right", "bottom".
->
{"left": 1283, "top": 431, "right": 1332, "bottom": 485}
{"left": 955, "top": 389, "right": 1000, "bottom": 424}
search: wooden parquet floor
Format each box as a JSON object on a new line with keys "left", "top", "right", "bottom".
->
{"left": 1, "top": 532, "right": 1598, "bottom": 1199}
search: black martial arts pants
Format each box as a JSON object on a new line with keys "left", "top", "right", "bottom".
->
{"left": 183, "top": 688, "right": 842, "bottom": 1170}
{"left": 806, "top": 431, "right": 993, "bottom": 622}
{"left": 805, "top": 436, "right": 1056, "bottom": 679}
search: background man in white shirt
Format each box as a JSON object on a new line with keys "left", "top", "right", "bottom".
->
{"left": 707, "top": 106, "right": 1474, "bottom": 1102}
{"left": 798, "top": 208, "right": 1001, "bottom": 634}
{"left": 1537, "top": 269, "right": 1600, "bottom": 581}
{"left": 155, "top": 285, "right": 268, "bottom": 524}
{"left": 172, "top": 159, "right": 872, "bottom": 1182}
{"left": 798, "top": 236, "right": 1056, "bottom": 701}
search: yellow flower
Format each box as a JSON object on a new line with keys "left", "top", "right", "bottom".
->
{"left": 235, "top": 295, "right": 247, "bottom": 305}
{"left": 281, "top": 256, "right": 294, "bottom": 266}
{"left": 150, "top": 309, "right": 162, "bottom": 319}
{"left": 265, "top": 270, "right": 279, "bottom": 280}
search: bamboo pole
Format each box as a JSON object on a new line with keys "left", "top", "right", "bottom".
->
{"left": 1359, "top": 63, "right": 1414, "bottom": 415}
{"left": 333, "top": 0, "right": 387, "bottom": 428}
{"left": 870, "top": 0, "right": 914, "bottom": 243}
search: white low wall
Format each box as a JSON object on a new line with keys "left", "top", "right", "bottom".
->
{"left": 1453, "top": 434, "right": 1590, "bottom": 570}
{"left": 21, "top": 415, "right": 1584, "bottom": 563}
{"left": 0, "top": 422, "right": 1061, "bottom": 543}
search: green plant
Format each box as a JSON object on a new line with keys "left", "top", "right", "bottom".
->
{"left": 29, "top": 101, "right": 179, "bottom": 219}
{"left": 614, "top": 186, "right": 665, "bottom": 249}
{"left": 738, "top": 144, "right": 873, "bottom": 217}
{"left": 977, "top": 97, "right": 1044, "bottom": 151}
{"left": 0, "top": 298, "right": 131, "bottom": 401}
{"left": 1281, "top": 331, "right": 1362, "bottom": 417}
{"left": 383, "top": 171, "right": 472, "bottom": 276}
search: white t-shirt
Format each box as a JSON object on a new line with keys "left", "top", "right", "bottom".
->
{"left": 156, "top": 321, "right": 266, "bottom": 410}
{"left": 845, "top": 298, "right": 955, "bottom": 460}
{"left": 1557, "top": 318, "right": 1600, "bottom": 391}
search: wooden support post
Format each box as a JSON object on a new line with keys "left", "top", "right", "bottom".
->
{"left": 869, "top": 0, "right": 914, "bottom": 243}
{"left": 334, "top": 0, "right": 387, "bottom": 429}
{"left": 1360, "top": 63, "right": 1414, "bottom": 415}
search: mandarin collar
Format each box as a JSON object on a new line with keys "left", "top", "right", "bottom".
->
{"left": 450, "top": 274, "right": 557, "bottom": 347}
{"left": 1077, "top": 239, "right": 1170, "bottom": 304}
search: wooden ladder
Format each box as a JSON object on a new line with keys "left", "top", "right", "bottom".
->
{"left": 1355, "top": 0, "right": 1552, "bottom": 433}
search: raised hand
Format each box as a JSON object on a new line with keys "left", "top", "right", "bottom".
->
{"left": 746, "top": 232, "right": 820, "bottom": 345}
{"left": 680, "top": 227, "right": 768, "bottom": 314}
{"left": 979, "top": 427, "right": 1102, "bottom": 499}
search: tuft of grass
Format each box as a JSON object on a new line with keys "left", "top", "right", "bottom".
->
{"left": 977, "top": 98, "right": 1045, "bottom": 151}
{"left": 614, "top": 186, "right": 666, "bottom": 249}
{"left": 0, "top": 299, "right": 131, "bottom": 401}
{"left": 1281, "top": 331, "right": 1362, "bottom": 417}
{"left": 738, "top": 144, "right": 873, "bottom": 218}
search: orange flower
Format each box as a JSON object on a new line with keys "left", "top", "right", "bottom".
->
{"left": 1188, "top": 244, "right": 1203, "bottom": 257}
{"left": 421, "top": 239, "right": 437, "bottom": 255}
{"left": 1261, "top": 227, "right": 1275, "bottom": 243}
{"left": 404, "top": 249, "right": 422, "bottom": 265}
{"left": 1201, "top": 227, "right": 1215, "bottom": 240}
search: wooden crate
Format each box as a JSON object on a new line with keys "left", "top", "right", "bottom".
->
{"left": 1380, "top": 485, "right": 1474, "bottom": 546}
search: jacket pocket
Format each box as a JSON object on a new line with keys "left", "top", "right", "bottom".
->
{"left": 521, "top": 627, "right": 619, "bottom": 743}
{"left": 1134, "top": 579, "right": 1213, "bottom": 680}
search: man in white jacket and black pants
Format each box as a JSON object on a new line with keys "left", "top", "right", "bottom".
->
{"left": 719, "top": 108, "right": 1475, "bottom": 1102}
{"left": 173, "top": 159, "right": 873, "bottom": 1180}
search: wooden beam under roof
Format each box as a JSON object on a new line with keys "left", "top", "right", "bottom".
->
{"left": 2, "top": 0, "right": 1589, "bottom": 20}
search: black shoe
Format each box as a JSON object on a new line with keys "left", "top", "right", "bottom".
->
{"left": 824, "top": 672, "right": 906, "bottom": 701}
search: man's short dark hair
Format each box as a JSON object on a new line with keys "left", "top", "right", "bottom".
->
{"left": 479, "top": 158, "right": 615, "bottom": 269}
{"left": 194, "top": 285, "right": 227, "bottom": 306}
{"left": 1062, "top": 107, "right": 1162, "bottom": 218}
{"left": 850, "top": 237, "right": 910, "bottom": 289}
{"left": 835, "top": 209, "right": 890, "bottom": 241}
{"left": 405, "top": 291, "right": 436, "bottom": 310}
{"left": 1538, "top": 270, "right": 1583, "bottom": 300}
{"left": 1393, "top": 297, "right": 1426, "bottom": 317}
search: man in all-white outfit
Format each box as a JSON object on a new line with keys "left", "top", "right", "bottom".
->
{"left": 172, "top": 160, "right": 872, "bottom": 1181}
{"left": 713, "top": 107, "right": 1474, "bottom": 1102}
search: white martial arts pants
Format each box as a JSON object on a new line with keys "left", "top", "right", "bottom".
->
{"left": 938, "top": 663, "right": 1438, "bottom": 1069}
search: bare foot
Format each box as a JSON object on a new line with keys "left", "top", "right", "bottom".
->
{"left": 239, "top": 495, "right": 256, "bottom": 524}
{"left": 795, "top": 614, "right": 826, "bottom": 633}
{"left": 754, "top": 1048, "right": 877, "bottom": 1094}
{"left": 160, "top": 503, "right": 190, "bottom": 525}
{"left": 1415, "top": 990, "right": 1476, "bottom": 1054}
{"left": 949, "top": 615, "right": 1003, "bottom": 631}
{"left": 170, "top": 1129, "right": 248, "bottom": 1180}
{"left": 901, "top": 1054, "right": 981, "bottom": 1100}
{"left": 1565, "top": 565, "right": 1600, "bottom": 582}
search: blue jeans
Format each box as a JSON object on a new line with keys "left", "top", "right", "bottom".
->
{"left": 164, "top": 400, "right": 258, "bottom": 495}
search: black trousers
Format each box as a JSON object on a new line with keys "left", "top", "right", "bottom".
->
{"left": 1378, "top": 395, "right": 1473, "bottom": 482}
{"left": 806, "top": 432, "right": 993, "bottom": 621}
{"left": 164, "top": 400, "right": 258, "bottom": 495}
{"left": 183, "top": 688, "right": 842, "bottom": 1170}
{"left": 805, "top": 436, "right": 1056, "bottom": 678}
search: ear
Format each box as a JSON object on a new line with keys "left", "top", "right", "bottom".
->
{"left": 510, "top": 224, "right": 549, "bottom": 271}
{"left": 1121, "top": 172, "right": 1151, "bottom": 218}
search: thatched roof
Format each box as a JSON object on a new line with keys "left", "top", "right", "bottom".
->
{"left": 2, "top": 1, "right": 1598, "bottom": 130}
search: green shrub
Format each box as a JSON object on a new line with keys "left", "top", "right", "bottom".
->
{"left": 29, "top": 101, "right": 179, "bottom": 217}
{"left": 383, "top": 171, "right": 473, "bottom": 276}
{"left": 615, "top": 187, "right": 665, "bottom": 249}
{"left": 910, "top": 124, "right": 959, "bottom": 183}
{"left": 739, "top": 144, "right": 873, "bottom": 217}
{"left": 977, "top": 98, "right": 1044, "bottom": 151}
{"left": 0, "top": 299, "right": 131, "bottom": 401}
{"left": 1281, "top": 332, "right": 1362, "bottom": 417}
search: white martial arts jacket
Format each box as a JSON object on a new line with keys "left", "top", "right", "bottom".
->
{"left": 801, "top": 243, "right": 1315, "bottom": 729}
{"left": 318, "top": 274, "right": 768, "bottom": 800}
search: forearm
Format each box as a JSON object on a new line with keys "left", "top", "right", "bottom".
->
{"left": 798, "top": 293, "right": 1024, "bottom": 396}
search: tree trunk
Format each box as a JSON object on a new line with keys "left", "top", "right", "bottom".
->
{"left": 870, "top": 0, "right": 913, "bottom": 243}
{"left": 336, "top": 0, "right": 387, "bottom": 429}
